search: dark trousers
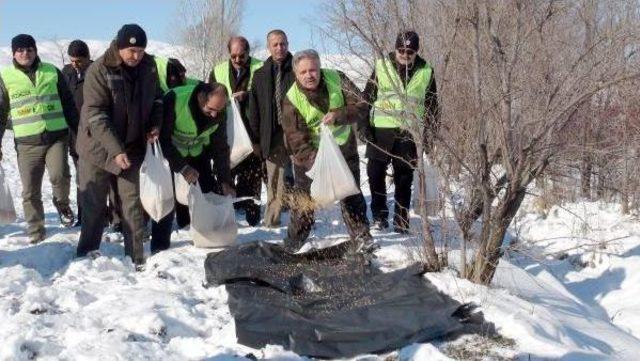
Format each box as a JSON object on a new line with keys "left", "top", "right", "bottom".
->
{"left": 285, "top": 154, "right": 370, "bottom": 250}
{"left": 77, "top": 160, "right": 145, "bottom": 264}
{"left": 232, "top": 153, "right": 262, "bottom": 217}
{"left": 16, "top": 138, "right": 71, "bottom": 238}
{"left": 367, "top": 154, "right": 415, "bottom": 230}
{"left": 151, "top": 211, "right": 173, "bottom": 254}
{"left": 107, "top": 186, "right": 121, "bottom": 228}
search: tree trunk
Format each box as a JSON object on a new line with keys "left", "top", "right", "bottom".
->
{"left": 415, "top": 144, "right": 440, "bottom": 271}
{"left": 581, "top": 154, "right": 592, "bottom": 200}
{"left": 469, "top": 188, "right": 527, "bottom": 285}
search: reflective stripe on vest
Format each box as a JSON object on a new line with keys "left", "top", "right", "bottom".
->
{"left": 155, "top": 56, "right": 169, "bottom": 92}
{"left": 372, "top": 58, "right": 432, "bottom": 128}
{"left": 0, "top": 62, "right": 68, "bottom": 138}
{"left": 213, "top": 57, "right": 264, "bottom": 95}
{"left": 171, "top": 84, "right": 219, "bottom": 157}
{"left": 285, "top": 68, "right": 351, "bottom": 147}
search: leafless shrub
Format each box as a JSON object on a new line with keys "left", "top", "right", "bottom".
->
{"left": 320, "top": 0, "right": 640, "bottom": 284}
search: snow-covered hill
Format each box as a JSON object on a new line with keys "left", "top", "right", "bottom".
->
{"left": 0, "top": 40, "right": 180, "bottom": 68}
{"left": 0, "top": 40, "right": 371, "bottom": 87}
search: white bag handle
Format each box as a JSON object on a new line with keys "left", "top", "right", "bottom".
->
{"left": 144, "top": 142, "right": 154, "bottom": 163}
{"left": 231, "top": 97, "right": 241, "bottom": 114}
{"left": 152, "top": 140, "right": 165, "bottom": 159}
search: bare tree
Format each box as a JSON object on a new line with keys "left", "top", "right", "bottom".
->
{"left": 320, "top": 0, "right": 640, "bottom": 284}
{"left": 46, "top": 36, "right": 68, "bottom": 67}
{"left": 171, "top": 0, "right": 245, "bottom": 80}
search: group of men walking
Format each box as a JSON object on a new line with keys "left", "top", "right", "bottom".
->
{"left": 0, "top": 24, "right": 438, "bottom": 266}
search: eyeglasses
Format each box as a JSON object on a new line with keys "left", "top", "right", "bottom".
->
{"left": 397, "top": 48, "right": 416, "bottom": 56}
{"left": 230, "top": 54, "right": 247, "bottom": 60}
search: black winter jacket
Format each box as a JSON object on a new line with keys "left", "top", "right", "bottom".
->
{"left": 247, "top": 53, "right": 295, "bottom": 158}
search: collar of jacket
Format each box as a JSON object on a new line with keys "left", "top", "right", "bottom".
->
{"left": 12, "top": 56, "right": 41, "bottom": 73}
{"left": 63, "top": 61, "right": 93, "bottom": 76}
{"left": 267, "top": 52, "right": 293, "bottom": 72}
{"left": 103, "top": 40, "right": 153, "bottom": 69}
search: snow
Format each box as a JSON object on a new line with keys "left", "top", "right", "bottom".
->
{"left": 2, "top": 41, "right": 640, "bottom": 360}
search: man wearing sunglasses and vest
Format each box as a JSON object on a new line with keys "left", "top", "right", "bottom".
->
{"left": 281, "top": 49, "right": 374, "bottom": 254}
{"left": 210, "top": 36, "right": 263, "bottom": 226}
{"left": 0, "top": 34, "right": 79, "bottom": 243}
{"left": 360, "top": 31, "right": 440, "bottom": 234}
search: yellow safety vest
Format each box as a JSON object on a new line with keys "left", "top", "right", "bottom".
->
{"left": 285, "top": 68, "right": 351, "bottom": 147}
{"left": 372, "top": 58, "right": 432, "bottom": 128}
{"left": 171, "top": 84, "right": 219, "bottom": 158}
{"left": 0, "top": 62, "right": 67, "bottom": 138}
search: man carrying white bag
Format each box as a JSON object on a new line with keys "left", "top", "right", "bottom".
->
{"left": 158, "top": 81, "right": 237, "bottom": 248}
{"left": 280, "top": 49, "right": 375, "bottom": 254}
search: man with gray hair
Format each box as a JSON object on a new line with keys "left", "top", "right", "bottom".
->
{"left": 281, "top": 49, "right": 374, "bottom": 254}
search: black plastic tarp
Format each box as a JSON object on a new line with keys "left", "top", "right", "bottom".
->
{"left": 204, "top": 242, "right": 483, "bottom": 358}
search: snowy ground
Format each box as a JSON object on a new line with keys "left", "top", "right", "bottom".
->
{"left": 2, "top": 131, "right": 640, "bottom": 361}
{"left": 2, "top": 40, "right": 640, "bottom": 360}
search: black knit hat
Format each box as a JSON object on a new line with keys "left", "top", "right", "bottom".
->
{"left": 395, "top": 31, "right": 420, "bottom": 51}
{"left": 67, "top": 40, "right": 90, "bottom": 58}
{"left": 11, "top": 34, "right": 37, "bottom": 54}
{"left": 116, "top": 24, "right": 147, "bottom": 49}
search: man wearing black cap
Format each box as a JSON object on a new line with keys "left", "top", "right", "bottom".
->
{"left": 360, "top": 31, "right": 439, "bottom": 233}
{"left": 75, "top": 24, "right": 163, "bottom": 266}
{"left": 62, "top": 39, "right": 93, "bottom": 227}
{"left": 0, "top": 34, "right": 79, "bottom": 243}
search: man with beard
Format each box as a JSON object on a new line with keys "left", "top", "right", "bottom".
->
{"left": 156, "top": 81, "right": 236, "bottom": 246}
{"left": 75, "top": 24, "right": 162, "bottom": 266}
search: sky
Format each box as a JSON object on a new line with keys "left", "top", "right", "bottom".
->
{"left": 0, "top": 0, "right": 330, "bottom": 52}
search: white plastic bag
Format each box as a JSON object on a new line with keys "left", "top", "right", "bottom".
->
{"left": 0, "top": 165, "right": 16, "bottom": 224}
{"left": 174, "top": 172, "right": 190, "bottom": 205}
{"left": 188, "top": 183, "right": 237, "bottom": 248}
{"left": 412, "top": 158, "right": 441, "bottom": 217}
{"left": 140, "top": 141, "right": 175, "bottom": 222}
{"left": 306, "top": 125, "right": 360, "bottom": 208}
{"left": 227, "top": 98, "right": 253, "bottom": 169}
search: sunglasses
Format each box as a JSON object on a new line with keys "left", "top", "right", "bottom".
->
{"left": 397, "top": 48, "right": 416, "bottom": 56}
